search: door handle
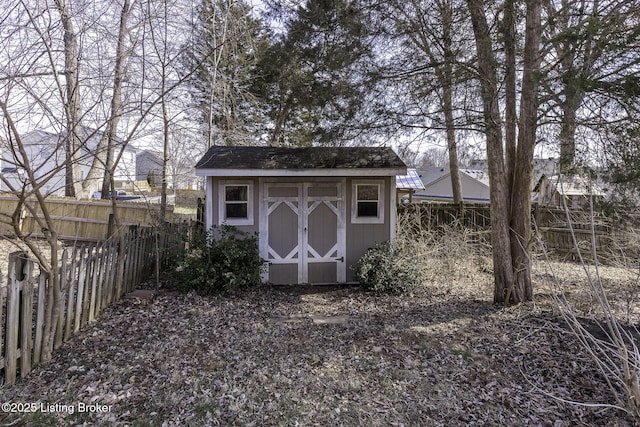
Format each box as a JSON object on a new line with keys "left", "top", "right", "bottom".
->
{"left": 336, "top": 257, "right": 344, "bottom": 262}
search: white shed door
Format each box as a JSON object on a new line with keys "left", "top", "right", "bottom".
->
{"left": 263, "top": 182, "right": 345, "bottom": 284}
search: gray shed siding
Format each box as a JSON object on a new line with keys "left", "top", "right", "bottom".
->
{"left": 344, "top": 176, "right": 393, "bottom": 282}
{"left": 205, "top": 175, "right": 396, "bottom": 284}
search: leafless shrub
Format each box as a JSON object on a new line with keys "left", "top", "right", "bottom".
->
{"left": 395, "top": 209, "right": 493, "bottom": 296}
{"left": 533, "top": 196, "right": 640, "bottom": 421}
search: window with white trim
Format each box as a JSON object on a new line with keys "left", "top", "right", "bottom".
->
{"left": 218, "top": 181, "right": 253, "bottom": 225}
{"left": 352, "top": 180, "right": 384, "bottom": 224}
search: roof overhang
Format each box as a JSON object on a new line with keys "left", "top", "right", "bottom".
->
{"left": 195, "top": 167, "right": 407, "bottom": 177}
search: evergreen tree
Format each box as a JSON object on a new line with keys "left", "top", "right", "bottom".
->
{"left": 253, "top": 0, "right": 377, "bottom": 146}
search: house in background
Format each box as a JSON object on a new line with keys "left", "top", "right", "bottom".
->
{"left": 136, "top": 150, "right": 165, "bottom": 186}
{"left": 535, "top": 174, "right": 606, "bottom": 209}
{"left": 396, "top": 168, "right": 425, "bottom": 203}
{"left": 412, "top": 167, "right": 491, "bottom": 203}
{"left": 469, "top": 157, "right": 558, "bottom": 186}
{"left": 414, "top": 158, "right": 564, "bottom": 204}
{"left": 136, "top": 149, "right": 202, "bottom": 190}
{"left": 0, "top": 128, "right": 136, "bottom": 197}
{"left": 195, "top": 146, "right": 406, "bottom": 285}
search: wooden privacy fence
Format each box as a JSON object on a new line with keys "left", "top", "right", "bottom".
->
{"left": 0, "top": 223, "right": 186, "bottom": 386}
{"left": 0, "top": 195, "right": 174, "bottom": 241}
{"left": 399, "top": 203, "right": 612, "bottom": 256}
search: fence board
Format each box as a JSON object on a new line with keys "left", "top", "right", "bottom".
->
{"left": 74, "top": 246, "right": 87, "bottom": 334}
{"left": 33, "top": 274, "right": 46, "bottom": 365}
{"left": 0, "top": 286, "right": 5, "bottom": 366}
{"left": 89, "top": 251, "right": 99, "bottom": 322}
{"left": 5, "top": 252, "right": 24, "bottom": 384}
{"left": 64, "top": 247, "right": 77, "bottom": 342}
{"left": 0, "top": 195, "right": 174, "bottom": 240}
{"left": 54, "top": 251, "right": 67, "bottom": 350}
{"left": 20, "top": 262, "right": 33, "bottom": 379}
{"left": 400, "top": 203, "right": 612, "bottom": 256}
{"left": 1, "top": 222, "right": 188, "bottom": 386}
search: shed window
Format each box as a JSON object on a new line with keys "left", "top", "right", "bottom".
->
{"left": 352, "top": 181, "right": 384, "bottom": 224}
{"left": 225, "top": 186, "right": 248, "bottom": 218}
{"left": 219, "top": 181, "right": 253, "bottom": 225}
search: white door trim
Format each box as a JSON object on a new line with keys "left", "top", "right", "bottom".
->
{"left": 261, "top": 180, "right": 346, "bottom": 284}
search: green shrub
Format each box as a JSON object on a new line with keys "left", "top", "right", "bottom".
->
{"left": 174, "top": 225, "right": 266, "bottom": 295}
{"left": 354, "top": 241, "right": 423, "bottom": 294}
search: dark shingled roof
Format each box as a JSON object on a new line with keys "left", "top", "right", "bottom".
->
{"left": 195, "top": 146, "right": 406, "bottom": 170}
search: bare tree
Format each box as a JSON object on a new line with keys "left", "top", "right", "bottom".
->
{"left": 382, "top": 0, "right": 475, "bottom": 203}
{"left": 184, "top": 0, "right": 265, "bottom": 148}
{"left": 0, "top": 0, "right": 195, "bottom": 362}
{"left": 144, "top": 0, "right": 191, "bottom": 222}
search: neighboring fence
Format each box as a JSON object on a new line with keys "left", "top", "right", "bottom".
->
{"left": 399, "top": 202, "right": 612, "bottom": 256}
{"left": 0, "top": 223, "right": 186, "bottom": 386}
{"left": 399, "top": 202, "right": 492, "bottom": 230}
{"left": 0, "top": 195, "right": 175, "bottom": 241}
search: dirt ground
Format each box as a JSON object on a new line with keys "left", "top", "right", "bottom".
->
{"left": 1, "top": 254, "right": 639, "bottom": 426}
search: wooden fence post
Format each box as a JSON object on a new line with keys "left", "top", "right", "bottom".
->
{"left": 33, "top": 273, "right": 47, "bottom": 365}
{"left": 5, "top": 251, "right": 33, "bottom": 385}
{"left": 107, "top": 213, "right": 114, "bottom": 239}
{"left": 74, "top": 246, "right": 87, "bottom": 334}
{"left": 80, "top": 244, "right": 94, "bottom": 326}
{"left": 64, "top": 246, "right": 78, "bottom": 341}
{"left": 20, "top": 259, "right": 34, "bottom": 379}
{"left": 89, "top": 246, "right": 101, "bottom": 321}
{"left": 54, "top": 249, "right": 68, "bottom": 350}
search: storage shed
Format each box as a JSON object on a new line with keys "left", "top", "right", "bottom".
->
{"left": 195, "top": 146, "right": 407, "bottom": 285}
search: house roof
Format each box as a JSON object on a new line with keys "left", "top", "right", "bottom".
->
{"left": 396, "top": 168, "right": 425, "bottom": 191}
{"left": 419, "top": 167, "right": 450, "bottom": 186}
{"left": 543, "top": 174, "right": 606, "bottom": 197}
{"left": 419, "top": 167, "right": 490, "bottom": 188}
{"left": 413, "top": 167, "right": 490, "bottom": 203}
{"left": 136, "top": 150, "right": 164, "bottom": 163}
{"left": 460, "top": 169, "right": 490, "bottom": 187}
{"left": 195, "top": 146, "right": 407, "bottom": 177}
{"left": 19, "top": 128, "right": 135, "bottom": 153}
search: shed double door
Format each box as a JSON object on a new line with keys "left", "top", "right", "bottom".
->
{"left": 263, "top": 181, "right": 346, "bottom": 284}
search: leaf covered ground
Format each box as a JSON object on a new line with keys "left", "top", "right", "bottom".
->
{"left": 1, "top": 256, "right": 639, "bottom": 426}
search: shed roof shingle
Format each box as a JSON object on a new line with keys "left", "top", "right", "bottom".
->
{"left": 195, "top": 146, "right": 406, "bottom": 171}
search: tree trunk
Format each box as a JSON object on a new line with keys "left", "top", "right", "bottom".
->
{"left": 444, "top": 94, "right": 463, "bottom": 205}
{"left": 54, "top": 0, "right": 82, "bottom": 198}
{"left": 503, "top": 0, "right": 517, "bottom": 197}
{"left": 78, "top": 0, "right": 131, "bottom": 199}
{"left": 508, "top": 0, "right": 542, "bottom": 303}
{"left": 559, "top": 85, "right": 583, "bottom": 173}
{"left": 468, "top": 0, "right": 542, "bottom": 304}
{"left": 440, "top": 1, "right": 463, "bottom": 204}
{"left": 466, "top": 0, "right": 514, "bottom": 302}
{"left": 100, "top": 0, "right": 131, "bottom": 200}
{"left": 269, "top": 99, "right": 292, "bottom": 146}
